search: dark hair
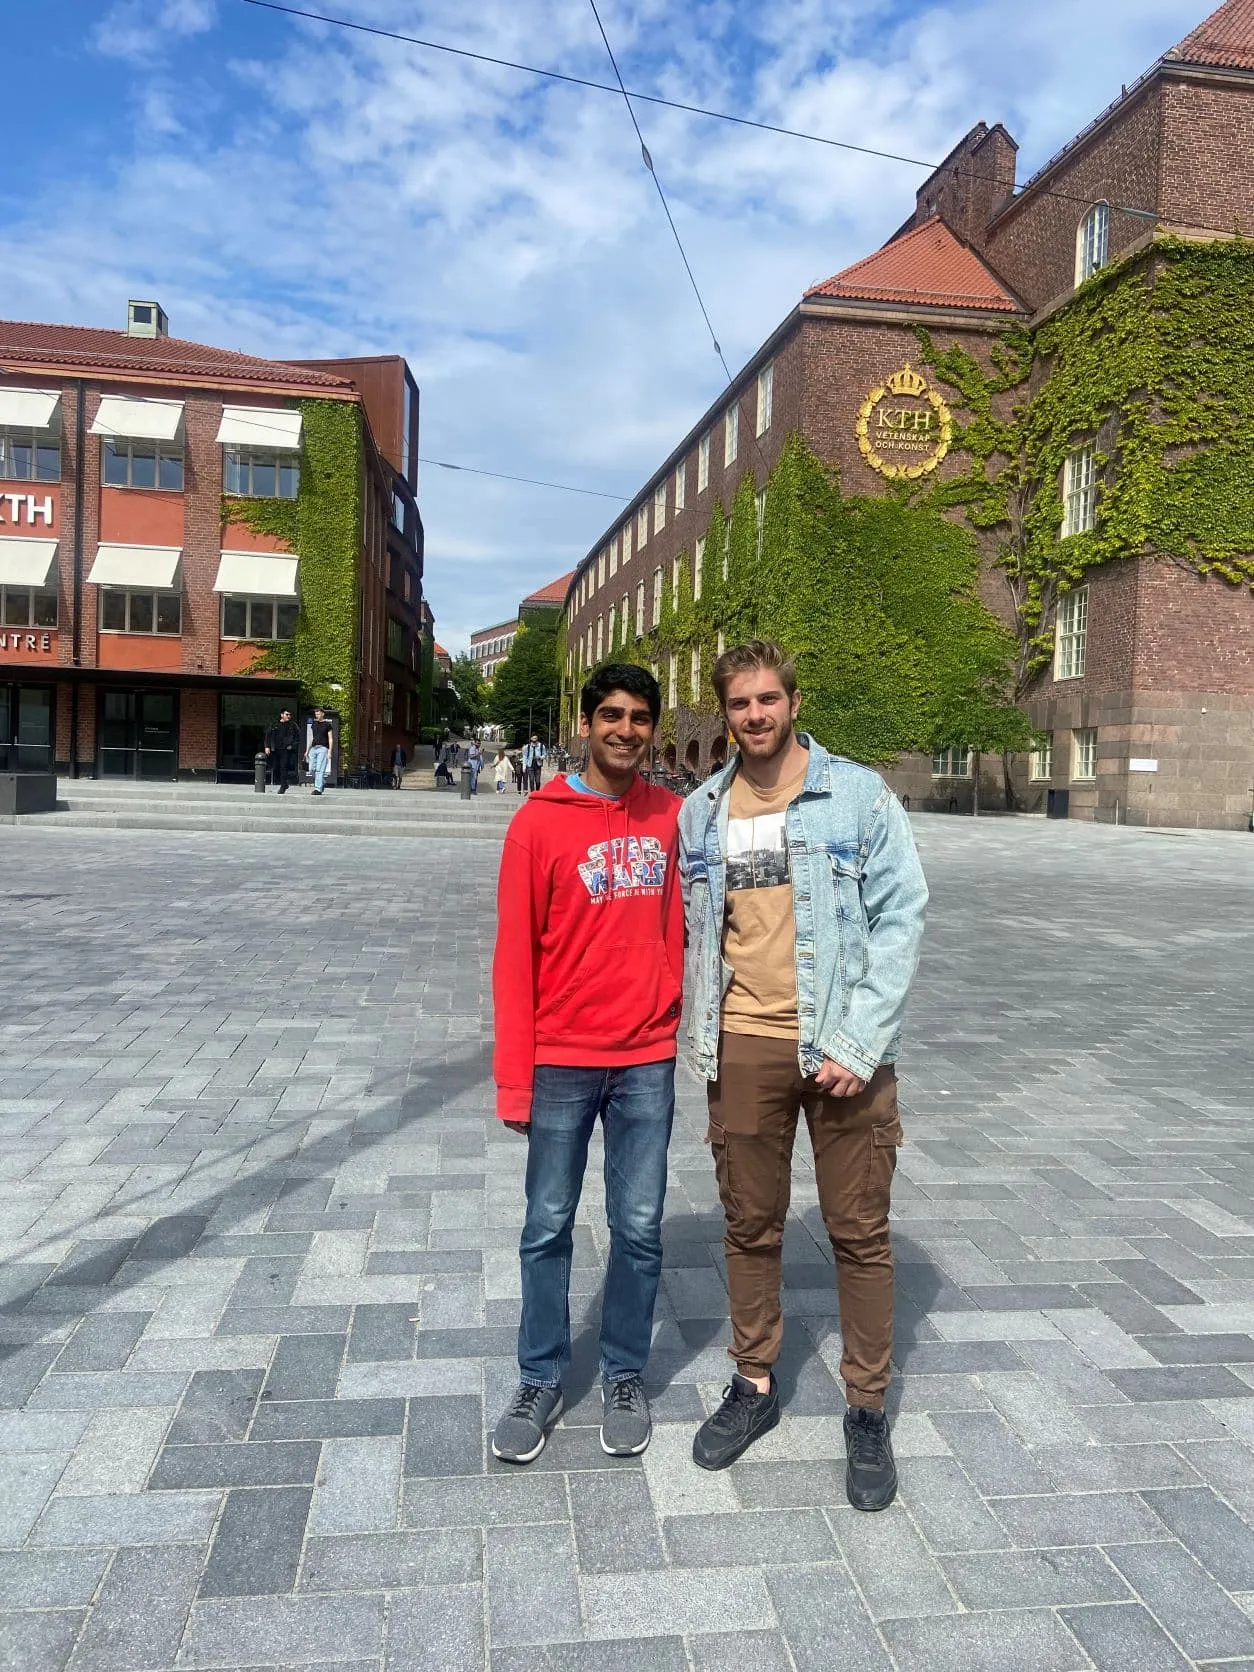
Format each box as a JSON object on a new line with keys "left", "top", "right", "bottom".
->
{"left": 580, "top": 662, "right": 661, "bottom": 725}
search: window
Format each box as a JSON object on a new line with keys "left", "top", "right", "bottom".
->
{"left": 654, "top": 484, "right": 666, "bottom": 533}
{"left": 690, "top": 646, "right": 701, "bottom": 701}
{"left": 635, "top": 581, "right": 646, "bottom": 637}
{"left": 392, "top": 490, "right": 406, "bottom": 533}
{"left": 1030, "top": 735, "right": 1053, "bottom": 780}
{"left": 585, "top": 626, "right": 592, "bottom": 664}
{"left": 1073, "top": 727, "right": 1098, "bottom": 781}
{"left": 721, "top": 527, "right": 729, "bottom": 581}
{"left": 756, "top": 362, "right": 773, "bottom": 437}
{"left": 623, "top": 522, "right": 633, "bottom": 563}
{"left": 220, "top": 596, "right": 298, "bottom": 641}
{"left": 0, "top": 426, "right": 60, "bottom": 483}
{"left": 651, "top": 566, "right": 662, "bottom": 628}
{"left": 620, "top": 595, "right": 629, "bottom": 648}
{"left": 637, "top": 505, "right": 649, "bottom": 549}
{"left": 597, "top": 551, "right": 606, "bottom": 588}
{"left": 1054, "top": 587, "right": 1089, "bottom": 680}
{"left": 609, "top": 536, "right": 618, "bottom": 577}
{"left": 671, "top": 557, "right": 681, "bottom": 611}
{"left": 674, "top": 461, "right": 686, "bottom": 512}
{"left": 931, "top": 747, "right": 971, "bottom": 778}
{"left": 724, "top": 403, "right": 739, "bottom": 468}
{"left": 607, "top": 602, "right": 616, "bottom": 646}
{"left": 668, "top": 654, "right": 677, "bottom": 710}
{"left": 1062, "top": 445, "right": 1097, "bottom": 537}
{"left": 1, "top": 586, "right": 58, "bottom": 628}
{"left": 383, "top": 681, "right": 395, "bottom": 726}
{"left": 694, "top": 536, "right": 704, "bottom": 601}
{"left": 101, "top": 589, "right": 182, "bottom": 635}
{"left": 698, "top": 432, "right": 710, "bottom": 493}
{"left": 717, "top": 630, "right": 725, "bottom": 657}
{"left": 755, "top": 488, "right": 767, "bottom": 558}
{"left": 1076, "top": 202, "right": 1110, "bottom": 285}
{"left": 386, "top": 618, "right": 405, "bottom": 661}
{"left": 103, "top": 437, "right": 184, "bottom": 491}
{"left": 596, "top": 615, "right": 604, "bottom": 661}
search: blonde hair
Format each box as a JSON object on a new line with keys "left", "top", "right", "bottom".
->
{"left": 711, "top": 638, "right": 797, "bottom": 706}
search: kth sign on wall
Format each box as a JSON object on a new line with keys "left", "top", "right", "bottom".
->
{"left": 856, "top": 365, "right": 953, "bottom": 481}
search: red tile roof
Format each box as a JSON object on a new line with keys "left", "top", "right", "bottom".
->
{"left": 806, "top": 217, "right": 1022, "bottom": 313}
{"left": 0, "top": 319, "right": 354, "bottom": 392}
{"left": 522, "top": 569, "right": 577, "bottom": 608}
{"left": 1171, "top": 0, "right": 1254, "bottom": 69}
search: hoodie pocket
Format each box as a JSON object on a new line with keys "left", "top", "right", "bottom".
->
{"left": 542, "top": 940, "right": 682, "bottom": 1040}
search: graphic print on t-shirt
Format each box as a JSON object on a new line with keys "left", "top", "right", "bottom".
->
{"left": 726, "top": 811, "right": 790, "bottom": 892}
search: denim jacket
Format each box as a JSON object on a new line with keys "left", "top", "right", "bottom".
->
{"left": 678, "top": 735, "right": 928, "bottom": 1083}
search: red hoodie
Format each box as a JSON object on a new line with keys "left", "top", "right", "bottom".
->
{"left": 492, "top": 773, "right": 684, "bottom": 1123}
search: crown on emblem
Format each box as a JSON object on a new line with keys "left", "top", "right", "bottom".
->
{"left": 886, "top": 364, "right": 928, "bottom": 398}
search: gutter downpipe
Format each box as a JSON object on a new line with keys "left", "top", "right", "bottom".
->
{"left": 69, "top": 378, "right": 86, "bottom": 779}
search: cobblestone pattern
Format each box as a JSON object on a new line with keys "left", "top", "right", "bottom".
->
{"left": 1, "top": 816, "right": 1253, "bottom": 1670}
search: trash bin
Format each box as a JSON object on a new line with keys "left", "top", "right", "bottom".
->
{"left": 1047, "top": 788, "right": 1069, "bottom": 820}
{"left": 254, "top": 752, "right": 267, "bottom": 794}
{"left": 459, "top": 764, "right": 473, "bottom": 800}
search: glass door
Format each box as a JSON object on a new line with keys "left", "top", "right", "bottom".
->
{"left": 0, "top": 684, "right": 53, "bottom": 772}
{"left": 99, "top": 690, "right": 178, "bottom": 778}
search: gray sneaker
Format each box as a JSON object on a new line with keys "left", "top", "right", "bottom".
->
{"left": 601, "top": 1374, "right": 652, "bottom": 1456}
{"left": 491, "top": 1383, "right": 564, "bottom": 1464}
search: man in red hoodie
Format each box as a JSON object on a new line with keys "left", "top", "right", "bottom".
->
{"left": 491, "top": 663, "right": 683, "bottom": 1464}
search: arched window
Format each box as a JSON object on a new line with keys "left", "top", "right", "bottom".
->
{"left": 1076, "top": 202, "right": 1110, "bottom": 285}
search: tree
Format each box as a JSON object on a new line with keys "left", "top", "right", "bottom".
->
{"left": 446, "top": 654, "right": 489, "bottom": 735}
{"left": 489, "top": 617, "right": 561, "bottom": 746}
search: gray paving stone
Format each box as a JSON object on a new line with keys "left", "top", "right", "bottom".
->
{"left": 0, "top": 1549, "right": 108, "bottom": 1610}
{"left": 828, "top": 1501, "right": 958, "bottom": 1619}
{"left": 308, "top": 1437, "right": 400, "bottom": 1534}
{"left": 664, "top": 1507, "right": 837, "bottom": 1567}
{"left": 486, "top": 1522, "right": 580, "bottom": 1647}
{"left": 0, "top": 1609, "right": 83, "bottom": 1672}
{"left": 569, "top": 1471, "right": 665, "bottom": 1573}
{"left": 584, "top": 1564, "right": 776, "bottom": 1641}
{"left": 941, "top": 1545, "right": 1130, "bottom": 1608}
{"left": 68, "top": 1544, "right": 202, "bottom": 1671}
{"left": 384, "top": 1585, "right": 483, "bottom": 1672}
{"left": 1036, "top": 1442, "right": 1201, "bottom": 1493}
{"left": 401, "top": 1472, "right": 569, "bottom": 1527}
{"left": 401, "top": 1394, "right": 482, "bottom": 1478}
{"left": 1104, "top": 1540, "right": 1254, "bottom": 1662}
{"left": 250, "top": 1397, "right": 405, "bottom": 1441}
{"left": 763, "top": 1565, "right": 891, "bottom": 1671}
{"left": 1060, "top": 1602, "right": 1192, "bottom": 1671}
{"left": 300, "top": 1529, "right": 480, "bottom": 1591}
{"left": 150, "top": 1441, "right": 322, "bottom": 1491}
{"left": 0, "top": 1453, "right": 69, "bottom": 1548}
{"left": 166, "top": 1370, "right": 264, "bottom": 1444}
{"left": 897, "top": 1457, "right": 1011, "bottom": 1553}
{"left": 684, "top": 1632, "right": 793, "bottom": 1672}
{"left": 880, "top": 1608, "right": 1089, "bottom": 1672}
{"left": 927, "top": 1410, "right": 1052, "bottom": 1494}
{"left": 1142, "top": 1487, "right": 1254, "bottom": 1591}
{"left": 990, "top": 1490, "right": 1171, "bottom": 1548}
{"left": 492, "top": 1645, "right": 688, "bottom": 1672}
{"left": 199, "top": 1486, "right": 312, "bottom": 1597}
{"left": 31, "top": 1492, "right": 220, "bottom": 1547}
{"left": 54, "top": 1313, "right": 152, "bottom": 1373}
{"left": 177, "top": 1593, "right": 385, "bottom": 1666}
{"left": 262, "top": 1335, "right": 345, "bottom": 1401}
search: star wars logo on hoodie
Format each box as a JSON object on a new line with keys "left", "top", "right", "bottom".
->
{"left": 578, "top": 834, "right": 667, "bottom": 900}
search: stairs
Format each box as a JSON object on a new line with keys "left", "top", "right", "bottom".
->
{"left": 7, "top": 779, "right": 523, "bottom": 841}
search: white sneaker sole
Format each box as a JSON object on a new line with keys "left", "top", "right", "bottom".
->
{"left": 599, "top": 1426, "right": 651, "bottom": 1457}
{"left": 491, "top": 1394, "right": 564, "bottom": 1464}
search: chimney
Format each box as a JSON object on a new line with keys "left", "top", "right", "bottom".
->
{"left": 126, "top": 300, "right": 169, "bottom": 339}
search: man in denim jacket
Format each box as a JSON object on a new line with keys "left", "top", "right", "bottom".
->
{"left": 678, "top": 640, "right": 927, "bottom": 1510}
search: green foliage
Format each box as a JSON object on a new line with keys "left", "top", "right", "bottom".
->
{"left": 490, "top": 618, "right": 562, "bottom": 746}
{"left": 918, "top": 238, "right": 1254, "bottom": 690}
{"left": 579, "top": 433, "right": 1027, "bottom": 764}
{"left": 222, "top": 398, "right": 363, "bottom": 755}
{"left": 446, "top": 654, "right": 489, "bottom": 733}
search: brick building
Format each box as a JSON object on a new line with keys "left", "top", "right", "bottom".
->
{"left": 559, "top": 0, "right": 1254, "bottom": 829}
{"left": 469, "top": 618, "right": 517, "bottom": 682}
{"left": 0, "top": 304, "right": 423, "bottom": 779}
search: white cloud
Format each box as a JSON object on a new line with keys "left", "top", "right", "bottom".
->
{"left": 4, "top": 0, "right": 1210, "bottom": 648}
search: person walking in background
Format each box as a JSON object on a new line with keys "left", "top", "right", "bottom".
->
{"left": 391, "top": 742, "right": 407, "bottom": 789}
{"left": 307, "top": 709, "right": 333, "bottom": 796}
{"left": 522, "top": 732, "right": 547, "bottom": 792}
{"left": 265, "top": 708, "right": 301, "bottom": 794}
{"left": 679, "top": 639, "right": 927, "bottom": 1512}
{"left": 490, "top": 664, "right": 683, "bottom": 1466}
{"left": 494, "top": 750, "right": 509, "bottom": 794}
{"left": 468, "top": 738, "right": 484, "bottom": 794}
{"left": 511, "top": 752, "right": 526, "bottom": 795}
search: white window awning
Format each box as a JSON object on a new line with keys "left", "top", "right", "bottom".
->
{"left": 90, "top": 396, "right": 185, "bottom": 442}
{"left": 0, "top": 537, "right": 58, "bottom": 589}
{"left": 215, "top": 406, "right": 303, "bottom": 449}
{"left": 87, "top": 544, "right": 182, "bottom": 589}
{"left": 0, "top": 389, "right": 61, "bottom": 430}
{"left": 213, "top": 550, "right": 299, "bottom": 598}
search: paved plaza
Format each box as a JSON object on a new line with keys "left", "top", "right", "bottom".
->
{"left": 1, "top": 813, "right": 1253, "bottom": 1671}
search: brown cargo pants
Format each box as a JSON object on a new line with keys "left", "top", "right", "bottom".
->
{"left": 707, "top": 1032, "right": 902, "bottom": 1410}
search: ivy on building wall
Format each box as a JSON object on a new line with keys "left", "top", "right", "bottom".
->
{"left": 221, "top": 397, "right": 363, "bottom": 755}
{"left": 918, "top": 237, "right": 1254, "bottom": 692}
{"left": 562, "top": 433, "right": 1027, "bottom": 766}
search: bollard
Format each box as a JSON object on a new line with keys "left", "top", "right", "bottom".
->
{"left": 254, "top": 752, "right": 267, "bottom": 794}
{"left": 459, "top": 763, "right": 473, "bottom": 800}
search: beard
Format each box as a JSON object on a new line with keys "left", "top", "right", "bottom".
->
{"left": 730, "top": 715, "right": 792, "bottom": 762}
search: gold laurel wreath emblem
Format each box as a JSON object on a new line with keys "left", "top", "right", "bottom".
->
{"left": 856, "top": 376, "right": 953, "bottom": 481}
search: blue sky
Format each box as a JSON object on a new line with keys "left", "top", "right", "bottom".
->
{"left": 2, "top": 0, "right": 1209, "bottom": 649}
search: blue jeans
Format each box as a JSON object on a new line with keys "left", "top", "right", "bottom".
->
{"left": 308, "top": 745, "right": 330, "bottom": 791}
{"left": 518, "top": 1059, "right": 675, "bottom": 1387}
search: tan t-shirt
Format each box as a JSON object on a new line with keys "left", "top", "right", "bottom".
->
{"left": 721, "top": 759, "right": 807, "bottom": 1038}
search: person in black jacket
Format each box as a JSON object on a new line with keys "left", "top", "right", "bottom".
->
{"left": 265, "top": 709, "right": 301, "bottom": 794}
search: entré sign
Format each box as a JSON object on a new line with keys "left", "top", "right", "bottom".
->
{"left": 0, "top": 632, "right": 54, "bottom": 654}
{"left": 856, "top": 364, "right": 953, "bottom": 481}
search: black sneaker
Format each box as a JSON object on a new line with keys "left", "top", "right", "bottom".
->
{"left": 491, "top": 1383, "right": 563, "bottom": 1464}
{"left": 601, "top": 1374, "right": 651, "bottom": 1456}
{"left": 692, "top": 1373, "right": 779, "bottom": 1471}
{"left": 844, "top": 1405, "right": 897, "bottom": 1511}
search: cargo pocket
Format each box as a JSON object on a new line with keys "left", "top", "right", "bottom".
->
{"left": 859, "top": 1113, "right": 902, "bottom": 1224}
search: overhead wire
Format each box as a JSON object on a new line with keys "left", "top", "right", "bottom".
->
{"left": 241, "top": 0, "right": 1185, "bottom": 227}
{"left": 421, "top": 458, "right": 626, "bottom": 499}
